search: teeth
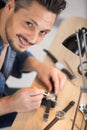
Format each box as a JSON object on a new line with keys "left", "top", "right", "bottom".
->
{"left": 20, "top": 37, "right": 28, "bottom": 46}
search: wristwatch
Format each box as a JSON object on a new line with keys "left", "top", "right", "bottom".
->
{"left": 43, "top": 93, "right": 57, "bottom": 121}
{"left": 44, "top": 101, "right": 75, "bottom": 130}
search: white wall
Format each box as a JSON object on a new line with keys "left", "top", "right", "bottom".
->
{"left": 61, "top": 0, "right": 87, "bottom": 18}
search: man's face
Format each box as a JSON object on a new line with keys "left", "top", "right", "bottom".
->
{"left": 5, "top": 1, "right": 56, "bottom": 53}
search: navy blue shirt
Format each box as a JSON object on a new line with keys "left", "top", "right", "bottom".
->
{"left": 0, "top": 39, "right": 33, "bottom": 96}
{"left": 0, "top": 39, "right": 4, "bottom": 54}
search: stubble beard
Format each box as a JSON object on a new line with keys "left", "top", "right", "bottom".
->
{"left": 5, "top": 28, "right": 23, "bottom": 53}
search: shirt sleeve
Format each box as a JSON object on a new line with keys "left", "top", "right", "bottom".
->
{"left": 11, "top": 51, "right": 33, "bottom": 78}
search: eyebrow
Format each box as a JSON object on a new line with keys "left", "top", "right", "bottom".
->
{"left": 30, "top": 19, "right": 51, "bottom": 32}
{"left": 30, "top": 19, "right": 38, "bottom": 26}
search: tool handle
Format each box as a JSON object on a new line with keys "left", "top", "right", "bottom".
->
{"left": 55, "top": 62, "right": 75, "bottom": 80}
{"left": 61, "top": 68, "right": 75, "bottom": 80}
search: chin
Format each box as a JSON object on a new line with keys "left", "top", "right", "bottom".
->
{"left": 10, "top": 44, "right": 26, "bottom": 53}
{"left": 15, "top": 48, "right": 26, "bottom": 53}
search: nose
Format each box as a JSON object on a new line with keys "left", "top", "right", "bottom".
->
{"left": 28, "top": 31, "right": 39, "bottom": 45}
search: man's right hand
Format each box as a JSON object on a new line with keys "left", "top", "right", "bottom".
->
{"left": 8, "top": 87, "right": 44, "bottom": 113}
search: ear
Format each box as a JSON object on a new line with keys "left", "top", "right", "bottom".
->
{"left": 5, "top": 0, "right": 15, "bottom": 11}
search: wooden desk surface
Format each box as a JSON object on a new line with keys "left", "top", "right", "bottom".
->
{"left": 11, "top": 17, "right": 87, "bottom": 130}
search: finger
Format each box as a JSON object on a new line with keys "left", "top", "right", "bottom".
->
{"left": 50, "top": 73, "right": 59, "bottom": 94}
{"left": 29, "top": 93, "right": 44, "bottom": 102}
{"left": 56, "top": 70, "right": 66, "bottom": 91}
{"left": 42, "top": 77, "right": 52, "bottom": 92}
{"left": 59, "top": 72, "right": 66, "bottom": 89}
{"left": 50, "top": 69, "right": 66, "bottom": 94}
{"left": 23, "top": 86, "right": 44, "bottom": 96}
{"left": 29, "top": 100, "right": 42, "bottom": 110}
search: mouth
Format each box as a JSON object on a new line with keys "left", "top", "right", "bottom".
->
{"left": 18, "top": 36, "right": 29, "bottom": 48}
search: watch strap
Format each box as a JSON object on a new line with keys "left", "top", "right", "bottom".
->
{"left": 44, "top": 117, "right": 58, "bottom": 130}
{"left": 44, "top": 101, "right": 75, "bottom": 130}
{"left": 63, "top": 101, "right": 75, "bottom": 113}
{"left": 43, "top": 99, "right": 52, "bottom": 121}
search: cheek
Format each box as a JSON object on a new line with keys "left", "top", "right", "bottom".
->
{"left": 5, "top": 22, "right": 16, "bottom": 42}
{"left": 7, "top": 18, "right": 23, "bottom": 37}
{"left": 16, "top": 21, "right": 30, "bottom": 34}
{"left": 35, "top": 36, "right": 44, "bottom": 44}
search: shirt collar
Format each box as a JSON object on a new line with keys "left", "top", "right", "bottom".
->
{"left": 4, "top": 0, "right": 7, "bottom": 3}
{"left": 0, "top": 39, "right": 4, "bottom": 54}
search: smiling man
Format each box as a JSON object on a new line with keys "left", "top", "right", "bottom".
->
{"left": 0, "top": 0, "right": 66, "bottom": 128}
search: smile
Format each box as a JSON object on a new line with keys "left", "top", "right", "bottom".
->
{"left": 18, "top": 36, "right": 29, "bottom": 48}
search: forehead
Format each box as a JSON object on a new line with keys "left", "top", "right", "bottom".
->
{"left": 15, "top": 1, "right": 57, "bottom": 29}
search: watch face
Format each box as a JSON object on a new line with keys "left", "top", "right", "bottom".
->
{"left": 56, "top": 111, "right": 65, "bottom": 119}
{"left": 46, "top": 93, "right": 55, "bottom": 100}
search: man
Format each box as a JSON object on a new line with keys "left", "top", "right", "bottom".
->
{"left": 0, "top": 0, "right": 66, "bottom": 128}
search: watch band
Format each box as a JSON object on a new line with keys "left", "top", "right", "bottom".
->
{"left": 63, "top": 101, "right": 75, "bottom": 112}
{"left": 43, "top": 49, "right": 75, "bottom": 80}
{"left": 43, "top": 78, "right": 57, "bottom": 121}
{"left": 44, "top": 101, "right": 75, "bottom": 130}
{"left": 43, "top": 99, "right": 52, "bottom": 121}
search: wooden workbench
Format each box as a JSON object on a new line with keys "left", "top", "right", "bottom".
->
{"left": 11, "top": 17, "right": 87, "bottom": 130}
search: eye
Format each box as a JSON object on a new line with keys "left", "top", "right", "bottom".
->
{"left": 40, "top": 31, "right": 48, "bottom": 36}
{"left": 26, "top": 22, "right": 33, "bottom": 27}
